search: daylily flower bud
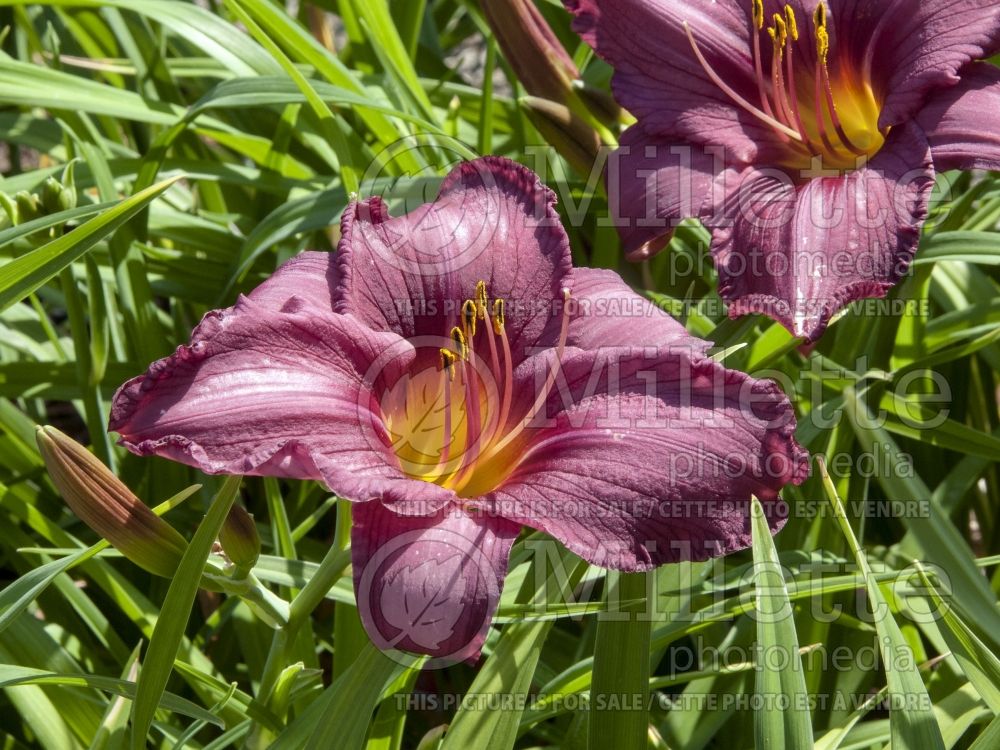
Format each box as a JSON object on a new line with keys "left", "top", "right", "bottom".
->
{"left": 41, "top": 178, "right": 64, "bottom": 215}
{"left": 41, "top": 180, "right": 76, "bottom": 215}
{"left": 521, "top": 95, "right": 602, "bottom": 175}
{"left": 15, "top": 191, "right": 42, "bottom": 225}
{"left": 218, "top": 504, "right": 261, "bottom": 574}
{"left": 0, "top": 192, "right": 18, "bottom": 227}
{"left": 35, "top": 426, "right": 188, "bottom": 578}
{"left": 482, "top": 0, "right": 578, "bottom": 105}
{"left": 483, "top": 1, "right": 610, "bottom": 169}
{"left": 571, "top": 79, "right": 622, "bottom": 128}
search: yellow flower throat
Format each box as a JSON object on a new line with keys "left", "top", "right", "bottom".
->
{"left": 382, "top": 281, "right": 572, "bottom": 498}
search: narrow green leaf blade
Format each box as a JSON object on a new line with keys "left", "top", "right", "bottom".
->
{"left": 588, "top": 571, "right": 652, "bottom": 750}
{"left": 129, "top": 476, "right": 242, "bottom": 749}
{"left": 750, "top": 497, "right": 813, "bottom": 748}
{"left": 819, "top": 460, "right": 946, "bottom": 750}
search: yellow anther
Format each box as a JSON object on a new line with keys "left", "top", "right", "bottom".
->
{"left": 475, "top": 280, "right": 488, "bottom": 320}
{"left": 772, "top": 14, "right": 787, "bottom": 47}
{"left": 439, "top": 348, "right": 457, "bottom": 379}
{"left": 450, "top": 327, "right": 469, "bottom": 361}
{"left": 784, "top": 5, "right": 799, "bottom": 41}
{"left": 462, "top": 299, "right": 477, "bottom": 337}
{"left": 816, "top": 26, "right": 829, "bottom": 64}
{"left": 813, "top": 1, "right": 826, "bottom": 31}
{"left": 491, "top": 298, "right": 506, "bottom": 335}
{"left": 751, "top": 0, "right": 764, "bottom": 29}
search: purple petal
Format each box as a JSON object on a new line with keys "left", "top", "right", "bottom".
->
{"left": 475, "top": 345, "right": 808, "bottom": 570}
{"left": 914, "top": 62, "right": 1000, "bottom": 171}
{"left": 710, "top": 122, "right": 935, "bottom": 341}
{"left": 335, "top": 157, "right": 572, "bottom": 367}
{"left": 608, "top": 126, "right": 722, "bottom": 259}
{"left": 563, "top": 267, "right": 710, "bottom": 356}
{"left": 110, "top": 295, "right": 456, "bottom": 508}
{"left": 564, "top": 0, "right": 791, "bottom": 161}
{"left": 351, "top": 500, "right": 520, "bottom": 661}
{"left": 861, "top": 0, "right": 1000, "bottom": 128}
{"left": 246, "top": 251, "right": 340, "bottom": 315}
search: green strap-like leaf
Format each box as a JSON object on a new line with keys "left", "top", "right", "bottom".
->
{"left": 129, "top": 476, "right": 242, "bottom": 749}
{"left": 819, "top": 460, "right": 946, "bottom": 750}
{"left": 588, "top": 571, "right": 652, "bottom": 750}
{"left": 750, "top": 496, "right": 814, "bottom": 749}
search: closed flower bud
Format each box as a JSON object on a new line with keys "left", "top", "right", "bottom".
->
{"left": 520, "top": 95, "right": 602, "bottom": 175}
{"left": 35, "top": 426, "right": 188, "bottom": 578}
{"left": 15, "top": 191, "right": 42, "bottom": 225}
{"left": 41, "top": 175, "right": 76, "bottom": 215}
{"left": 41, "top": 178, "right": 63, "bottom": 215}
{"left": 571, "top": 79, "right": 623, "bottom": 129}
{"left": 0, "top": 192, "right": 18, "bottom": 227}
{"left": 482, "top": 0, "right": 578, "bottom": 105}
{"left": 60, "top": 160, "right": 78, "bottom": 211}
{"left": 218, "top": 504, "right": 261, "bottom": 574}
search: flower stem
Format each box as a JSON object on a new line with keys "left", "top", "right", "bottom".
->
{"left": 247, "top": 521, "right": 352, "bottom": 747}
{"left": 256, "top": 543, "right": 352, "bottom": 700}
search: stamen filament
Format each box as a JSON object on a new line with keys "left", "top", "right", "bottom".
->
{"left": 433, "top": 367, "right": 453, "bottom": 479}
{"left": 811, "top": 5, "right": 865, "bottom": 159}
{"left": 782, "top": 29, "right": 815, "bottom": 154}
{"left": 819, "top": 63, "right": 867, "bottom": 156}
{"left": 449, "top": 358, "right": 483, "bottom": 490}
{"left": 482, "top": 309, "right": 504, "bottom": 445}
{"left": 479, "top": 288, "right": 572, "bottom": 464}
{"left": 489, "top": 298, "right": 514, "bottom": 445}
{"left": 769, "top": 18, "right": 794, "bottom": 128}
{"left": 813, "top": 55, "right": 841, "bottom": 156}
{"left": 683, "top": 21, "right": 802, "bottom": 142}
{"left": 749, "top": 7, "right": 776, "bottom": 121}
{"left": 495, "top": 315, "right": 514, "bottom": 454}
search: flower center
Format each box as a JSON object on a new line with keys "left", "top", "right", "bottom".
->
{"left": 382, "top": 281, "right": 572, "bottom": 498}
{"left": 685, "top": 1, "right": 885, "bottom": 170}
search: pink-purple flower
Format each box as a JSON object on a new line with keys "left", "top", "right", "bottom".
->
{"left": 567, "top": 0, "right": 1000, "bottom": 340}
{"left": 110, "top": 157, "right": 808, "bottom": 661}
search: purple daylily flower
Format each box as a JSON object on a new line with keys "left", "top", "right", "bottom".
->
{"left": 110, "top": 157, "right": 808, "bottom": 662}
{"left": 566, "top": 0, "right": 1000, "bottom": 340}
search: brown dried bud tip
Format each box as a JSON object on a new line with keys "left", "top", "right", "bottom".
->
{"left": 218, "top": 504, "right": 261, "bottom": 571}
{"left": 35, "top": 426, "right": 187, "bottom": 578}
